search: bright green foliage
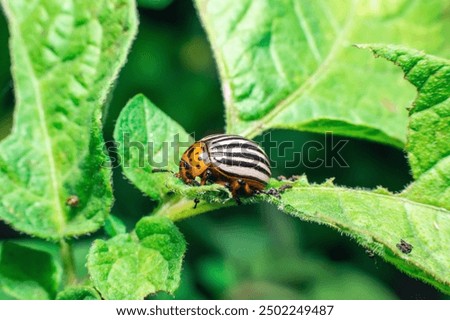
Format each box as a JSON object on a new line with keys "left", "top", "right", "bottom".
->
{"left": 359, "top": 45, "right": 450, "bottom": 211}
{"left": 56, "top": 286, "right": 101, "bottom": 300}
{"left": 121, "top": 51, "right": 450, "bottom": 292}
{"left": 119, "top": 47, "right": 450, "bottom": 293}
{"left": 0, "top": 242, "right": 61, "bottom": 299}
{"left": 114, "top": 94, "right": 194, "bottom": 201}
{"left": 104, "top": 215, "right": 127, "bottom": 237}
{"left": 87, "top": 216, "right": 186, "bottom": 299}
{"left": 260, "top": 177, "right": 450, "bottom": 294}
{"left": 0, "top": 0, "right": 137, "bottom": 239}
{"left": 0, "top": 0, "right": 448, "bottom": 301}
{"left": 115, "top": 94, "right": 237, "bottom": 216}
{"left": 195, "top": 0, "right": 449, "bottom": 146}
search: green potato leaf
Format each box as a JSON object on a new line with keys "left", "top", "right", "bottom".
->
{"left": 0, "top": 0, "right": 137, "bottom": 239}
{"left": 114, "top": 49, "right": 450, "bottom": 292}
{"left": 0, "top": 242, "right": 62, "bottom": 299}
{"left": 359, "top": 45, "right": 450, "bottom": 211}
{"left": 195, "top": 0, "right": 449, "bottom": 146}
{"left": 87, "top": 216, "right": 186, "bottom": 299}
{"left": 260, "top": 177, "right": 450, "bottom": 294}
{"left": 111, "top": 1, "right": 450, "bottom": 295}
{"left": 114, "top": 94, "right": 233, "bottom": 211}
{"left": 114, "top": 94, "right": 194, "bottom": 201}
{"left": 257, "top": 45, "right": 450, "bottom": 293}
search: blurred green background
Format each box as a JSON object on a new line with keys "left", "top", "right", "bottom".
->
{"left": 0, "top": 0, "right": 448, "bottom": 299}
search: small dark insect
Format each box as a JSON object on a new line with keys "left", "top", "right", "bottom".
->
{"left": 66, "top": 195, "right": 79, "bottom": 207}
{"left": 396, "top": 239, "right": 413, "bottom": 254}
{"left": 178, "top": 134, "right": 271, "bottom": 204}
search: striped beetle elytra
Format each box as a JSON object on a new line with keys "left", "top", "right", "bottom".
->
{"left": 178, "top": 134, "right": 272, "bottom": 203}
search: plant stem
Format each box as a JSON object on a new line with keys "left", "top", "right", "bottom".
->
{"left": 154, "top": 196, "right": 233, "bottom": 221}
{"left": 60, "top": 239, "right": 77, "bottom": 286}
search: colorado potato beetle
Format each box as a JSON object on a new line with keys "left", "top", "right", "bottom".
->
{"left": 178, "top": 134, "right": 272, "bottom": 203}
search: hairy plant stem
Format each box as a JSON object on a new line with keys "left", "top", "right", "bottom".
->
{"left": 60, "top": 239, "right": 77, "bottom": 286}
{"left": 153, "top": 196, "right": 232, "bottom": 221}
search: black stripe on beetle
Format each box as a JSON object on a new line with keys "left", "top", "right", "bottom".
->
{"left": 202, "top": 134, "right": 243, "bottom": 144}
{"left": 209, "top": 149, "right": 270, "bottom": 167}
{"left": 210, "top": 142, "right": 262, "bottom": 153}
{"left": 213, "top": 157, "right": 271, "bottom": 176}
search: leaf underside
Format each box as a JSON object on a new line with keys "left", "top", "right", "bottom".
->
{"left": 0, "top": 0, "right": 137, "bottom": 239}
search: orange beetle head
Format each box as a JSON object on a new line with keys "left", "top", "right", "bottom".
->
{"left": 178, "top": 142, "right": 209, "bottom": 183}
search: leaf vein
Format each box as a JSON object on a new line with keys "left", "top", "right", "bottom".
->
{"left": 242, "top": 0, "right": 359, "bottom": 138}
{"left": 16, "top": 20, "right": 66, "bottom": 235}
{"left": 293, "top": 0, "right": 322, "bottom": 64}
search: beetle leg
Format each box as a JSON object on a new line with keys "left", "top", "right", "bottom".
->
{"left": 193, "top": 198, "right": 200, "bottom": 209}
{"left": 152, "top": 168, "right": 175, "bottom": 174}
{"left": 200, "top": 169, "right": 213, "bottom": 185}
{"left": 229, "top": 180, "right": 243, "bottom": 205}
{"left": 237, "top": 179, "right": 255, "bottom": 196}
{"left": 242, "top": 182, "right": 253, "bottom": 196}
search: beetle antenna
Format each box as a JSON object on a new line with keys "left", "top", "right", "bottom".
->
{"left": 152, "top": 168, "right": 175, "bottom": 174}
